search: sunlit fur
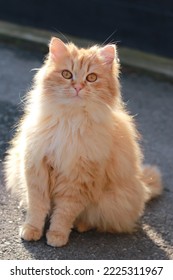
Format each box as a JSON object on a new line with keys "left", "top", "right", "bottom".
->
{"left": 4, "top": 38, "right": 163, "bottom": 247}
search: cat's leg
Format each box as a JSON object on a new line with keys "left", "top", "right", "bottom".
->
{"left": 20, "top": 160, "right": 50, "bottom": 241}
{"left": 46, "top": 190, "right": 87, "bottom": 247}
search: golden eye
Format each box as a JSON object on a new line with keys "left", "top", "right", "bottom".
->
{"left": 62, "top": 70, "right": 73, "bottom": 79}
{"left": 86, "top": 73, "right": 97, "bottom": 82}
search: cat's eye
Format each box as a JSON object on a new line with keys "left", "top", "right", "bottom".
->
{"left": 86, "top": 73, "right": 97, "bottom": 82}
{"left": 62, "top": 70, "right": 73, "bottom": 79}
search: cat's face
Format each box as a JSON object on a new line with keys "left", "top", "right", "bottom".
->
{"left": 42, "top": 38, "right": 120, "bottom": 107}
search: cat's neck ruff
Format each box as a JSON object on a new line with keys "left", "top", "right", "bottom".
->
{"left": 34, "top": 93, "right": 115, "bottom": 126}
{"left": 58, "top": 102, "right": 114, "bottom": 124}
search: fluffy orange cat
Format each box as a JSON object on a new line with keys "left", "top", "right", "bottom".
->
{"left": 4, "top": 37, "right": 163, "bottom": 247}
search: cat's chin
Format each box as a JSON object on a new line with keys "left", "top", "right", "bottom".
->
{"left": 68, "top": 92, "right": 85, "bottom": 102}
{"left": 71, "top": 94, "right": 82, "bottom": 99}
{"left": 70, "top": 91, "right": 84, "bottom": 99}
{"left": 59, "top": 96, "right": 85, "bottom": 106}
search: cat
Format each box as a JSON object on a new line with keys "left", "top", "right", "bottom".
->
{"left": 4, "top": 37, "right": 163, "bottom": 247}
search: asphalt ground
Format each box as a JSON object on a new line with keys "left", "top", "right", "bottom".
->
{"left": 0, "top": 43, "right": 173, "bottom": 260}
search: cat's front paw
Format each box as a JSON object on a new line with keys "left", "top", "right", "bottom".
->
{"left": 46, "top": 230, "right": 69, "bottom": 247}
{"left": 20, "top": 224, "right": 42, "bottom": 241}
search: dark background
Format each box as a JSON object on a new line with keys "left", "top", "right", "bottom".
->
{"left": 0, "top": 1, "right": 173, "bottom": 57}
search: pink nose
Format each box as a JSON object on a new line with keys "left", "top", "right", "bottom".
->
{"left": 73, "top": 83, "right": 83, "bottom": 93}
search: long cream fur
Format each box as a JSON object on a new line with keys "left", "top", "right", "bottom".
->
{"left": 4, "top": 38, "right": 163, "bottom": 247}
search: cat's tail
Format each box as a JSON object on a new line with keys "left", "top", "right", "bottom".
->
{"left": 142, "top": 165, "right": 163, "bottom": 202}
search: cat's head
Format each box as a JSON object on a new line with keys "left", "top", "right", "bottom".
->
{"left": 40, "top": 37, "right": 120, "bottom": 108}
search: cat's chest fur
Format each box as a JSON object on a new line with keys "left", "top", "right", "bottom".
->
{"left": 45, "top": 107, "right": 114, "bottom": 175}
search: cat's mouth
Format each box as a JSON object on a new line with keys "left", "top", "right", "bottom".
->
{"left": 65, "top": 88, "right": 85, "bottom": 100}
{"left": 72, "top": 93, "right": 82, "bottom": 98}
{"left": 70, "top": 90, "right": 83, "bottom": 99}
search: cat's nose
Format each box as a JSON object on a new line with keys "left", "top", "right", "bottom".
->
{"left": 73, "top": 83, "right": 83, "bottom": 93}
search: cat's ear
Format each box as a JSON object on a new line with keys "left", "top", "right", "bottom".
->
{"left": 49, "top": 37, "right": 68, "bottom": 60}
{"left": 99, "top": 44, "right": 117, "bottom": 65}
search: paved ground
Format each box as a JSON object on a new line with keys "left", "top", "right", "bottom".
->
{"left": 0, "top": 43, "right": 173, "bottom": 260}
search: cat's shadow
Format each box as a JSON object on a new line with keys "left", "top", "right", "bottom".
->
{"left": 21, "top": 227, "right": 168, "bottom": 260}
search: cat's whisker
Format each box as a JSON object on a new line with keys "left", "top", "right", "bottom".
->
{"left": 100, "top": 29, "right": 117, "bottom": 47}
{"left": 30, "top": 68, "right": 40, "bottom": 72}
{"left": 52, "top": 28, "right": 70, "bottom": 44}
{"left": 18, "top": 91, "right": 27, "bottom": 106}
